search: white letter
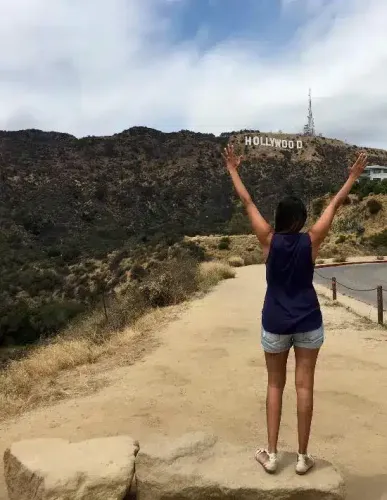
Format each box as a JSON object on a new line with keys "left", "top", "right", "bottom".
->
{"left": 274, "top": 138, "right": 281, "bottom": 147}
{"left": 269, "top": 138, "right": 275, "bottom": 146}
{"left": 253, "top": 136, "right": 259, "bottom": 145}
{"left": 245, "top": 136, "right": 252, "bottom": 145}
{"left": 297, "top": 140, "right": 303, "bottom": 149}
{"left": 282, "top": 140, "right": 288, "bottom": 148}
{"left": 288, "top": 140, "right": 294, "bottom": 148}
{"left": 264, "top": 137, "right": 270, "bottom": 146}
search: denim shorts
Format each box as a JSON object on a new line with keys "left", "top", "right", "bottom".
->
{"left": 261, "top": 324, "right": 324, "bottom": 353}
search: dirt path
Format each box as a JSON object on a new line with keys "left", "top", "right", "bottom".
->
{"left": 1, "top": 265, "right": 387, "bottom": 499}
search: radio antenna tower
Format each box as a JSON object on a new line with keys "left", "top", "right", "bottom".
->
{"left": 303, "top": 88, "right": 315, "bottom": 136}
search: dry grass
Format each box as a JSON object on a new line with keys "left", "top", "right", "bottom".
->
{"left": 228, "top": 256, "right": 245, "bottom": 267}
{"left": 321, "top": 299, "right": 340, "bottom": 308}
{"left": 0, "top": 259, "right": 235, "bottom": 421}
{"left": 332, "top": 255, "right": 347, "bottom": 263}
{"left": 186, "top": 235, "right": 263, "bottom": 265}
{"left": 0, "top": 306, "right": 179, "bottom": 420}
{"left": 198, "top": 261, "right": 236, "bottom": 291}
{"left": 318, "top": 239, "right": 363, "bottom": 259}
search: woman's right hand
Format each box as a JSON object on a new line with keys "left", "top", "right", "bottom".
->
{"left": 222, "top": 144, "right": 243, "bottom": 172}
{"left": 349, "top": 152, "right": 368, "bottom": 179}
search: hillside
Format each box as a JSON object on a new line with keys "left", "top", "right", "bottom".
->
{"left": 2, "top": 127, "right": 387, "bottom": 243}
{"left": 187, "top": 192, "right": 387, "bottom": 268}
{"left": 1, "top": 126, "right": 387, "bottom": 345}
{"left": 311, "top": 191, "right": 387, "bottom": 258}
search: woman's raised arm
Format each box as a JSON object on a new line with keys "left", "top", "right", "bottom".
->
{"left": 222, "top": 144, "right": 273, "bottom": 249}
{"left": 309, "top": 152, "right": 368, "bottom": 253}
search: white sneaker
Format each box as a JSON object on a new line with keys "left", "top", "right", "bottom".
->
{"left": 255, "top": 448, "right": 278, "bottom": 473}
{"left": 296, "top": 453, "right": 315, "bottom": 475}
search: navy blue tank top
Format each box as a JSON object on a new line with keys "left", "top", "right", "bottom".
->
{"left": 262, "top": 232, "right": 322, "bottom": 335}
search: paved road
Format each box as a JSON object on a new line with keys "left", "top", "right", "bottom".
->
{"left": 314, "top": 263, "right": 387, "bottom": 310}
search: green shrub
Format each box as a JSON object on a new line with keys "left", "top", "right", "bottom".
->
{"left": 334, "top": 216, "right": 364, "bottom": 234}
{"left": 351, "top": 179, "right": 387, "bottom": 198}
{"left": 218, "top": 241, "right": 229, "bottom": 250}
{"left": 0, "top": 301, "right": 86, "bottom": 345}
{"left": 139, "top": 258, "right": 199, "bottom": 308}
{"left": 312, "top": 198, "right": 325, "bottom": 218}
{"left": 62, "top": 247, "right": 81, "bottom": 263}
{"left": 218, "top": 236, "right": 231, "bottom": 250}
{"left": 156, "top": 248, "right": 168, "bottom": 260}
{"left": 47, "top": 247, "right": 61, "bottom": 258}
{"left": 32, "top": 302, "right": 86, "bottom": 337}
{"left": 173, "top": 241, "right": 207, "bottom": 262}
{"left": 366, "top": 198, "right": 382, "bottom": 215}
{"left": 335, "top": 235, "right": 346, "bottom": 244}
{"left": 130, "top": 263, "right": 147, "bottom": 281}
{"left": 95, "top": 285, "right": 148, "bottom": 336}
{"left": 165, "top": 234, "right": 180, "bottom": 246}
{"left": 109, "top": 249, "right": 129, "bottom": 271}
{"left": 343, "top": 196, "right": 351, "bottom": 205}
{"left": 368, "top": 229, "right": 387, "bottom": 248}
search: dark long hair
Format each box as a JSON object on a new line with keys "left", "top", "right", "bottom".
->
{"left": 274, "top": 196, "right": 307, "bottom": 233}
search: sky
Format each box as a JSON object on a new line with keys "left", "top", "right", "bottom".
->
{"left": 0, "top": 0, "right": 386, "bottom": 148}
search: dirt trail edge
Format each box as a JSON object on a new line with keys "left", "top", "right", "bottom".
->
{"left": 1, "top": 265, "right": 387, "bottom": 500}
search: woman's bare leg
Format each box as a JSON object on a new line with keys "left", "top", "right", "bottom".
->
{"left": 264, "top": 350, "right": 289, "bottom": 453}
{"left": 294, "top": 347, "right": 320, "bottom": 454}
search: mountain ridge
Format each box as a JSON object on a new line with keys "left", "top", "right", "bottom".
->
{"left": 1, "top": 126, "right": 387, "bottom": 344}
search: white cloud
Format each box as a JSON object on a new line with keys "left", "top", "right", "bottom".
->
{"left": 0, "top": 0, "right": 386, "bottom": 149}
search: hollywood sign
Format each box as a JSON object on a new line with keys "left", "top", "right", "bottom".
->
{"left": 245, "top": 136, "right": 303, "bottom": 149}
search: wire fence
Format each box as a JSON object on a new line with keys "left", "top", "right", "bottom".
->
{"left": 314, "top": 269, "right": 387, "bottom": 293}
{"left": 314, "top": 268, "right": 386, "bottom": 324}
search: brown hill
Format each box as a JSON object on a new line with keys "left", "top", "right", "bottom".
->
{"left": 1, "top": 126, "right": 387, "bottom": 344}
{"left": 187, "top": 192, "right": 387, "bottom": 267}
{"left": 2, "top": 128, "right": 387, "bottom": 247}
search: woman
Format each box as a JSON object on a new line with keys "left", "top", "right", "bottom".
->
{"left": 222, "top": 144, "right": 367, "bottom": 475}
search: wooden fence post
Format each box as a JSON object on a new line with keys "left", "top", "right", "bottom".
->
{"left": 102, "top": 291, "right": 108, "bottom": 321}
{"left": 377, "top": 286, "right": 383, "bottom": 325}
{"left": 332, "top": 277, "right": 337, "bottom": 300}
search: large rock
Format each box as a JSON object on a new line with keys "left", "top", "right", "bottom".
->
{"left": 135, "top": 432, "right": 345, "bottom": 500}
{"left": 4, "top": 436, "right": 139, "bottom": 500}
